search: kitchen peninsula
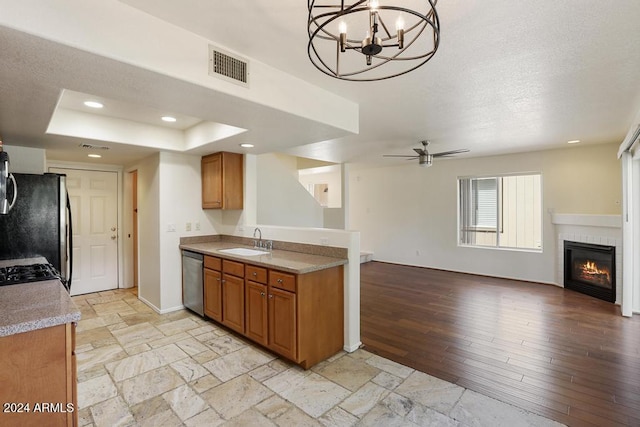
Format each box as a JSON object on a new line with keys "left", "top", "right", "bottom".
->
{"left": 180, "top": 235, "right": 347, "bottom": 369}
{"left": 0, "top": 260, "right": 80, "bottom": 427}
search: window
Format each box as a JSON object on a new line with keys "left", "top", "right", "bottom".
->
{"left": 459, "top": 173, "right": 542, "bottom": 250}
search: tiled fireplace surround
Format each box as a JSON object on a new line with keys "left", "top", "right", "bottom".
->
{"left": 552, "top": 214, "right": 623, "bottom": 303}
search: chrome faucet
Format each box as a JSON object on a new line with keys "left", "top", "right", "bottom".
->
{"left": 253, "top": 227, "right": 273, "bottom": 252}
{"left": 253, "top": 227, "right": 262, "bottom": 248}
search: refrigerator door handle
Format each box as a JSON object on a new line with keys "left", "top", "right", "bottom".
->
{"left": 66, "top": 193, "right": 73, "bottom": 291}
{"left": 7, "top": 174, "right": 17, "bottom": 212}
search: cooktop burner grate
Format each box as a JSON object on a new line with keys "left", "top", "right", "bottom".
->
{"left": 0, "top": 263, "right": 61, "bottom": 286}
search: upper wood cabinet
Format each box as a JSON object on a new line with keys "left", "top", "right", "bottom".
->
{"left": 201, "top": 152, "right": 243, "bottom": 210}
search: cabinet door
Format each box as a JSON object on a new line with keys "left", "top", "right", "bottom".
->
{"left": 0, "top": 324, "right": 71, "bottom": 426}
{"left": 202, "top": 153, "right": 222, "bottom": 209}
{"left": 204, "top": 268, "right": 222, "bottom": 322}
{"left": 245, "top": 281, "right": 268, "bottom": 346}
{"left": 268, "top": 287, "right": 297, "bottom": 361}
{"left": 221, "top": 152, "right": 244, "bottom": 209}
{"left": 222, "top": 273, "right": 245, "bottom": 333}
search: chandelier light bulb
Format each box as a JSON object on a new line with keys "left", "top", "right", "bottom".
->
{"left": 339, "top": 21, "right": 348, "bottom": 52}
{"left": 396, "top": 16, "right": 405, "bottom": 49}
{"left": 369, "top": 0, "right": 379, "bottom": 10}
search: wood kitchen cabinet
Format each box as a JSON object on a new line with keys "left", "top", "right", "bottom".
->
{"left": 204, "top": 256, "right": 222, "bottom": 321}
{"left": 221, "top": 259, "right": 245, "bottom": 334}
{"left": 245, "top": 281, "right": 268, "bottom": 346}
{"left": 204, "top": 267, "right": 222, "bottom": 322}
{"left": 201, "top": 152, "right": 243, "bottom": 210}
{"left": 200, "top": 252, "right": 344, "bottom": 369}
{"left": 268, "top": 286, "right": 297, "bottom": 361}
{"left": 0, "top": 322, "right": 77, "bottom": 427}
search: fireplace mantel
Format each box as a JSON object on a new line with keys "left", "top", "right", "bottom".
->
{"left": 551, "top": 214, "right": 622, "bottom": 228}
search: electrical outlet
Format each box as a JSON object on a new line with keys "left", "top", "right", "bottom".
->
{"left": 186, "top": 222, "right": 192, "bottom": 232}
{"left": 195, "top": 222, "right": 201, "bottom": 231}
{"left": 167, "top": 223, "right": 176, "bottom": 232}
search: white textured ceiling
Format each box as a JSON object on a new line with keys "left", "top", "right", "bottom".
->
{"left": 1, "top": 1, "right": 640, "bottom": 165}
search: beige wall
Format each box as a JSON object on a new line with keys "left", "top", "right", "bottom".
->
{"left": 349, "top": 142, "right": 621, "bottom": 284}
{"left": 134, "top": 153, "right": 161, "bottom": 309}
{"left": 298, "top": 165, "right": 342, "bottom": 208}
{"left": 2, "top": 144, "right": 46, "bottom": 174}
{"left": 256, "top": 153, "right": 323, "bottom": 227}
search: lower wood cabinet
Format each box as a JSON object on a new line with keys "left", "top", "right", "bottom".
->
{"left": 245, "top": 281, "right": 268, "bottom": 346}
{"left": 204, "top": 268, "right": 222, "bottom": 322}
{"left": 267, "top": 286, "right": 297, "bottom": 361}
{"left": 203, "top": 254, "right": 344, "bottom": 368}
{"left": 0, "top": 322, "right": 77, "bottom": 427}
{"left": 221, "top": 273, "right": 245, "bottom": 333}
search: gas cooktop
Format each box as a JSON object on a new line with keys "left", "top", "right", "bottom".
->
{"left": 0, "top": 263, "right": 61, "bottom": 286}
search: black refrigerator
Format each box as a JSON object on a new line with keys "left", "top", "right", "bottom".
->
{"left": 0, "top": 173, "right": 72, "bottom": 290}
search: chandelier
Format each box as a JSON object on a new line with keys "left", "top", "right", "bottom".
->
{"left": 307, "top": 0, "right": 440, "bottom": 81}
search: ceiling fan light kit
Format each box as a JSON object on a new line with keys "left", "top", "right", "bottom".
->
{"left": 383, "top": 140, "right": 469, "bottom": 167}
{"left": 307, "top": 0, "right": 440, "bottom": 81}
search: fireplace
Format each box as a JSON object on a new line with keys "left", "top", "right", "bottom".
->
{"left": 564, "top": 241, "right": 615, "bottom": 302}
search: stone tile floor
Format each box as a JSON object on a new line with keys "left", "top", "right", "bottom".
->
{"left": 73, "top": 288, "right": 564, "bottom": 426}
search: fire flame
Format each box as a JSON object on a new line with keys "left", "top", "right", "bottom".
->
{"left": 581, "top": 260, "right": 610, "bottom": 282}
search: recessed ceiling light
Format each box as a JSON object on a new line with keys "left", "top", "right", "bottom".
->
{"left": 240, "top": 143, "right": 254, "bottom": 148}
{"left": 567, "top": 139, "right": 581, "bottom": 144}
{"left": 161, "top": 116, "right": 177, "bottom": 122}
{"left": 88, "top": 154, "right": 102, "bottom": 158}
{"left": 84, "top": 101, "right": 104, "bottom": 109}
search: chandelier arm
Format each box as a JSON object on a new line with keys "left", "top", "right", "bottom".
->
{"left": 310, "top": 0, "right": 367, "bottom": 10}
{"left": 377, "top": 14, "right": 393, "bottom": 39}
{"left": 375, "top": 21, "right": 435, "bottom": 61}
{"left": 308, "top": 4, "right": 370, "bottom": 43}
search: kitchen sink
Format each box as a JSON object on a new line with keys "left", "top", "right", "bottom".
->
{"left": 218, "top": 248, "right": 270, "bottom": 256}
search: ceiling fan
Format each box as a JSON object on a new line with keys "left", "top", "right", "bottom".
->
{"left": 383, "top": 140, "right": 470, "bottom": 167}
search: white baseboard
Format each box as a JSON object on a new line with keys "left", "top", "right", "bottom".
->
{"left": 138, "top": 295, "right": 185, "bottom": 314}
{"left": 343, "top": 341, "right": 363, "bottom": 353}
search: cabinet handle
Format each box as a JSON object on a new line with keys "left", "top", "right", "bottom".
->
{"left": 221, "top": 279, "right": 226, "bottom": 284}
{"left": 253, "top": 272, "right": 257, "bottom": 276}
{"left": 268, "top": 294, "right": 273, "bottom": 299}
{"left": 260, "top": 292, "right": 265, "bottom": 297}
{"left": 277, "top": 279, "right": 283, "bottom": 283}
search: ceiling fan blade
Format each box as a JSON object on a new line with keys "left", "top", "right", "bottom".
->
{"left": 413, "top": 148, "right": 427, "bottom": 155}
{"left": 432, "top": 149, "right": 470, "bottom": 157}
{"left": 383, "top": 154, "right": 419, "bottom": 158}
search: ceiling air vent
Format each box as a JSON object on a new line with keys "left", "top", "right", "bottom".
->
{"left": 208, "top": 45, "right": 250, "bottom": 87}
{"left": 79, "top": 143, "right": 110, "bottom": 150}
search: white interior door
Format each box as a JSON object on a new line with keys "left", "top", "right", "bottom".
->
{"left": 50, "top": 168, "right": 118, "bottom": 295}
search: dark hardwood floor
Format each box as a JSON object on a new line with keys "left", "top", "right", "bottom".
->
{"left": 360, "top": 261, "right": 640, "bottom": 427}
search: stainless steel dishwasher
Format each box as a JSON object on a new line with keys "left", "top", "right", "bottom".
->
{"left": 182, "top": 250, "right": 204, "bottom": 316}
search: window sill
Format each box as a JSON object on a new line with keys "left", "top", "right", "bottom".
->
{"left": 458, "top": 244, "right": 543, "bottom": 254}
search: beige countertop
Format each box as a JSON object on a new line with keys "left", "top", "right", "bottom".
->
{"left": 0, "top": 279, "right": 81, "bottom": 337}
{"left": 180, "top": 241, "right": 347, "bottom": 274}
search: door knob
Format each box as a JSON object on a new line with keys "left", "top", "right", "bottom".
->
{"left": 111, "top": 227, "right": 116, "bottom": 231}
{"left": 111, "top": 235, "right": 117, "bottom": 240}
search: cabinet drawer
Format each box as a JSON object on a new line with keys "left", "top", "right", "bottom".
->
{"left": 269, "top": 270, "right": 296, "bottom": 293}
{"left": 223, "top": 259, "right": 245, "bottom": 277}
{"left": 204, "top": 256, "right": 221, "bottom": 271}
{"left": 246, "top": 265, "right": 267, "bottom": 284}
